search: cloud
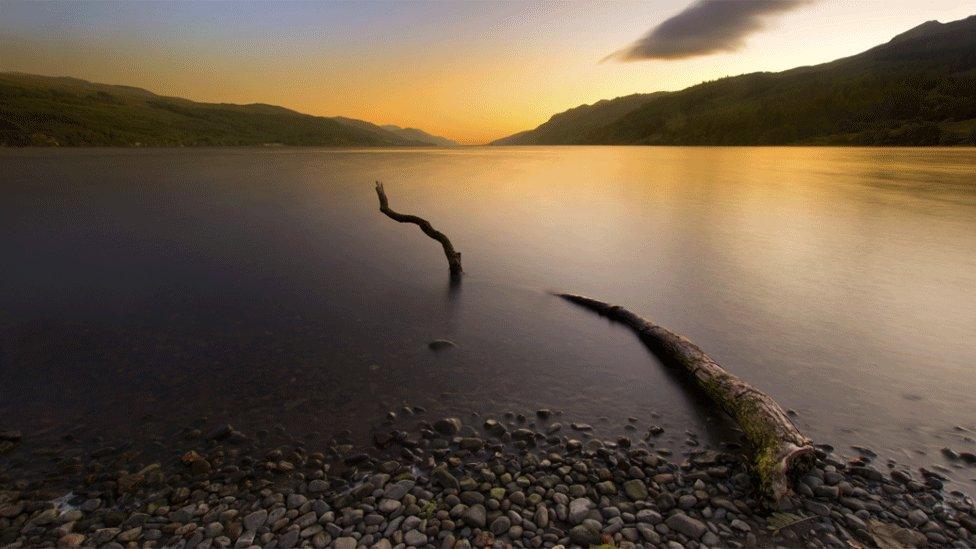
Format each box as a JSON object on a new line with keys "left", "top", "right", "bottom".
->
{"left": 606, "top": 0, "right": 811, "bottom": 62}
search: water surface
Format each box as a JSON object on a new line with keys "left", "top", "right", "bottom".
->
{"left": 1, "top": 147, "right": 974, "bottom": 489}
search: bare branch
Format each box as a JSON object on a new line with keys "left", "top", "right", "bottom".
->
{"left": 375, "top": 181, "right": 462, "bottom": 276}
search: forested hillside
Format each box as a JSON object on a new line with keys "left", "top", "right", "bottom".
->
{"left": 494, "top": 16, "right": 976, "bottom": 146}
{"left": 0, "top": 73, "right": 447, "bottom": 147}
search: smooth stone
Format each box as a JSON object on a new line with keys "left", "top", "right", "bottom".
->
{"left": 404, "top": 529, "right": 427, "bottom": 545}
{"left": 622, "top": 479, "right": 648, "bottom": 501}
{"left": 384, "top": 480, "right": 415, "bottom": 500}
{"left": 432, "top": 468, "right": 460, "bottom": 491}
{"left": 569, "top": 498, "right": 592, "bottom": 524}
{"left": 569, "top": 524, "right": 602, "bottom": 545}
{"left": 534, "top": 506, "right": 549, "bottom": 529}
{"left": 636, "top": 509, "right": 662, "bottom": 524}
{"left": 462, "top": 504, "right": 486, "bottom": 528}
{"left": 483, "top": 419, "right": 507, "bottom": 437}
{"left": 378, "top": 499, "right": 401, "bottom": 514}
{"left": 434, "top": 418, "right": 462, "bottom": 435}
{"left": 243, "top": 509, "right": 268, "bottom": 532}
{"left": 459, "top": 437, "right": 483, "bottom": 451}
{"left": 490, "top": 516, "right": 511, "bottom": 536}
{"left": 666, "top": 513, "right": 707, "bottom": 539}
{"left": 279, "top": 529, "right": 301, "bottom": 548}
{"left": 117, "top": 527, "right": 142, "bottom": 543}
{"left": 58, "top": 533, "right": 86, "bottom": 548}
{"left": 908, "top": 509, "right": 928, "bottom": 526}
{"left": 428, "top": 339, "right": 457, "bottom": 351}
{"left": 731, "top": 519, "right": 751, "bottom": 532}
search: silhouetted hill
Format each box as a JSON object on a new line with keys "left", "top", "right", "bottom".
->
{"left": 491, "top": 93, "right": 666, "bottom": 145}
{"left": 493, "top": 16, "right": 976, "bottom": 146}
{"left": 0, "top": 73, "right": 442, "bottom": 147}
{"left": 380, "top": 124, "right": 457, "bottom": 146}
{"left": 331, "top": 117, "right": 456, "bottom": 147}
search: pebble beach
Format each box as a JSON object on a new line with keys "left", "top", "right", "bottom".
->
{"left": 2, "top": 407, "right": 975, "bottom": 548}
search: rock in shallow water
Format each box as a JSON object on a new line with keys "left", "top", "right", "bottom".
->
{"left": 431, "top": 467, "right": 459, "bottom": 491}
{"left": 0, "top": 430, "right": 22, "bottom": 442}
{"left": 433, "top": 417, "right": 462, "bottom": 435}
{"left": 428, "top": 339, "right": 457, "bottom": 351}
{"left": 459, "top": 437, "right": 483, "bottom": 451}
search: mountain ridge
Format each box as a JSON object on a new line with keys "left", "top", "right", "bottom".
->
{"left": 0, "top": 72, "right": 456, "bottom": 147}
{"left": 492, "top": 15, "right": 976, "bottom": 146}
{"left": 380, "top": 124, "right": 458, "bottom": 147}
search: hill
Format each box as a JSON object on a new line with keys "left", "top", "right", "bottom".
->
{"left": 0, "top": 73, "right": 453, "bottom": 147}
{"left": 380, "top": 124, "right": 458, "bottom": 147}
{"left": 331, "top": 117, "right": 455, "bottom": 147}
{"left": 493, "top": 16, "right": 976, "bottom": 146}
{"left": 491, "top": 93, "right": 666, "bottom": 145}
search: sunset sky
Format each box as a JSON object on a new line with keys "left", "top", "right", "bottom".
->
{"left": 1, "top": 1, "right": 973, "bottom": 144}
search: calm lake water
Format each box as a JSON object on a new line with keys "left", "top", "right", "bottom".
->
{"left": 2, "top": 147, "right": 975, "bottom": 489}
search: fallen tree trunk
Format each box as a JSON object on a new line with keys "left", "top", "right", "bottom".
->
{"left": 558, "top": 293, "right": 814, "bottom": 505}
{"left": 375, "top": 181, "right": 462, "bottom": 276}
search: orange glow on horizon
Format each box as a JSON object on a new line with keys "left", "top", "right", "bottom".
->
{"left": 1, "top": 1, "right": 973, "bottom": 144}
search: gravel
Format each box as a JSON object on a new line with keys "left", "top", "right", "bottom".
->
{"left": 0, "top": 408, "right": 973, "bottom": 549}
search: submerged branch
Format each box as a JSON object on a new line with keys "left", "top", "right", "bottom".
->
{"left": 375, "top": 181, "right": 462, "bottom": 276}
{"left": 557, "top": 292, "right": 813, "bottom": 506}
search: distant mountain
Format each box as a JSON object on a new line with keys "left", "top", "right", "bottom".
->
{"left": 493, "top": 15, "right": 976, "bottom": 146}
{"left": 331, "top": 117, "right": 456, "bottom": 147}
{"left": 491, "top": 93, "right": 666, "bottom": 145}
{"left": 0, "top": 73, "right": 443, "bottom": 147}
{"left": 380, "top": 124, "right": 457, "bottom": 147}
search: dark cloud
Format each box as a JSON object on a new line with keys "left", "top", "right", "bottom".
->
{"left": 606, "top": 0, "right": 811, "bottom": 62}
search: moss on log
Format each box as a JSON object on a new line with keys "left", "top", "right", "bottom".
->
{"left": 375, "top": 181, "right": 462, "bottom": 276}
{"left": 558, "top": 292, "right": 814, "bottom": 505}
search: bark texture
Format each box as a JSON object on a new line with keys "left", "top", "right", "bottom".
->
{"left": 558, "top": 292, "right": 814, "bottom": 505}
{"left": 375, "top": 181, "right": 462, "bottom": 275}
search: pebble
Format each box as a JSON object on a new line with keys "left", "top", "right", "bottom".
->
{"left": 490, "top": 516, "right": 511, "bottom": 535}
{"left": 568, "top": 498, "right": 592, "bottom": 524}
{"left": 569, "top": 524, "right": 602, "bottom": 545}
{"left": 117, "top": 527, "right": 142, "bottom": 542}
{"left": 428, "top": 339, "right": 457, "bottom": 351}
{"left": 622, "top": 479, "right": 649, "bottom": 501}
{"left": 433, "top": 417, "right": 462, "bottom": 435}
{"left": 243, "top": 509, "right": 268, "bottom": 532}
{"left": 666, "top": 512, "right": 707, "bottom": 539}
{"left": 908, "top": 509, "right": 929, "bottom": 526}
{"left": 404, "top": 529, "right": 427, "bottom": 545}
{"left": 462, "top": 504, "right": 486, "bottom": 528}
{"left": 57, "top": 533, "right": 86, "bottom": 548}
{"left": 1, "top": 407, "right": 973, "bottom": 549}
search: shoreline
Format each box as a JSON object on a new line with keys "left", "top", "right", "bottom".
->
{"left": 2, "top": 409, "right": 974, "bottom": 548}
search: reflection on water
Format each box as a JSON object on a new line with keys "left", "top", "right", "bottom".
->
{"left": 1, "top": 146, "right": 975, "bottom": 488}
